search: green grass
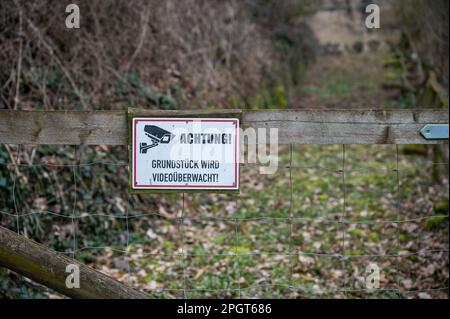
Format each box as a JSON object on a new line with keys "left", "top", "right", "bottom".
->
{"left": 117, "top": 145, "right": 448, "bottom": 298}
{"left": 0, "top": 142, "right": 448, "bottom": 299}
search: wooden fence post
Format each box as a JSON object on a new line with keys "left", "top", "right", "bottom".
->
{"left": 0, "top": 226, "right": 151, "bottom": 299}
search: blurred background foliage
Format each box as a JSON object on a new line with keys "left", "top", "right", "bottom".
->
{"left": 0, "top": 0, "right": 321, "bottom": 111}
{"left": 0, "top": 0, "right": 448, "bottom": 298}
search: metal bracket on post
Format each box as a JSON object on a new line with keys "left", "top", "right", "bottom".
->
{"left": 420, "top": 124, "right": 449, "bottom": 140}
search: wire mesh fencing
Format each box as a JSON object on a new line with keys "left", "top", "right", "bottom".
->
{"left": 0, "top": 143, "right": 448, "bottom": 298}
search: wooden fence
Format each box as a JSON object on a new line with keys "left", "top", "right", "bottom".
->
{"left": 0, "top": 108, "right": 448, "bottom": 298}
{"left": 0, "top": 108, "right": 448, "bottom": 145}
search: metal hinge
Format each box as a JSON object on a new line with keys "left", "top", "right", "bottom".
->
{"left": 420, "top": 124, "right": 449, "bottom": 140}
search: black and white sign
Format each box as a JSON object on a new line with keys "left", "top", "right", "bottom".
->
{"left": 131, "top": 117, "right": 239, "bottom": 191}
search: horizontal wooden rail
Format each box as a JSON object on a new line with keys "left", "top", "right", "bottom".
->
{"left": 0, "top": 225, "right": 151, "bottom": 299}
{"left": 0, "top": 109, "right": 448, "bottom": 145}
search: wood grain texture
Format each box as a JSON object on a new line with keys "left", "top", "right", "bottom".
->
{"left": 0, "top": 110, "right": 126, "bottom": 145}
{"left": 0, "top": 109, "right": 447, "bottom": 145}
{"left": 0, "top": 225, "right": 151, "bottom": 299}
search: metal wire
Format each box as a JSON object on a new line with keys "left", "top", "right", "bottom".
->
{"left": 0, "top": 144, "right": 448, "bottom": 299}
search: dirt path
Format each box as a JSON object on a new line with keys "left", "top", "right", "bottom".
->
{"left": 295, "top": 52, "right": 399, "bottom": 109}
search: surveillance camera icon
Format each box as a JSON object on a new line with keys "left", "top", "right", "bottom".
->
{"left": 140, "top": 125, "right": 175, "bottom": 154}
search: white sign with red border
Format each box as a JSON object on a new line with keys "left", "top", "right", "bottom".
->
{"left": 131, "top": 117, "right": 239, "bottom": 191}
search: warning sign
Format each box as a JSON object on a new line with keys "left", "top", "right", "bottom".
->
{"left": 131, "top": 117, "right": 239, "bottom": 191}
